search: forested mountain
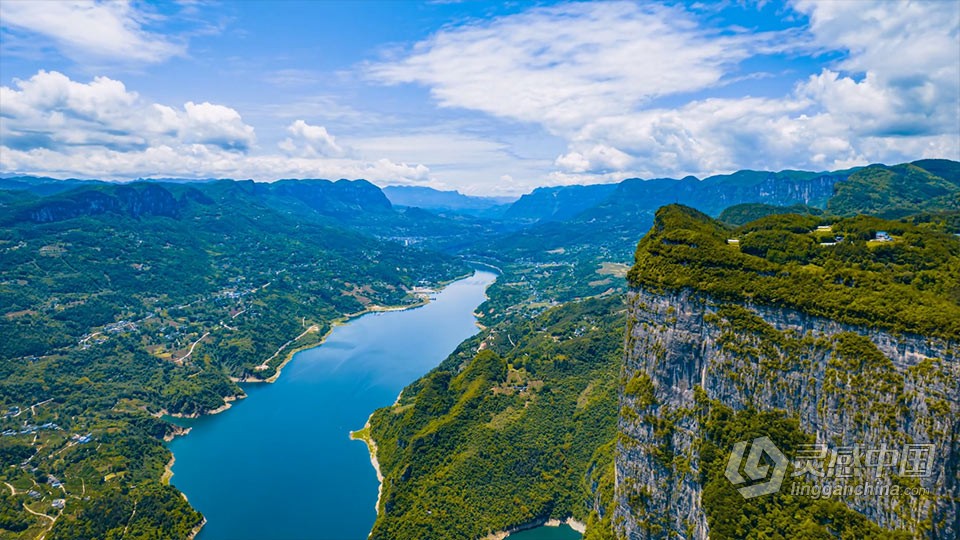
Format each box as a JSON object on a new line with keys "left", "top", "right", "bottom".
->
{"left": 368, "top": 297, "right": 623, "bottom": 539}
{"left": 718, "top": 202, "right": 823, "bottom": 225}
{"left": 619, "top": 205, "right": 958, "bottom": 539}
{"left": 827, "top": 160, "right": 960, "bottom": 218}
{"left": 503, "top": 184, "right": 620, "bottom": 223}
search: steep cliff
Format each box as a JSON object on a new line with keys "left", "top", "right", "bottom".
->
{"left": 617, "top": 288, "right": 957, "bottom": 538}
{"left": 615, "top": 205, "right": 959, "bottom": 539}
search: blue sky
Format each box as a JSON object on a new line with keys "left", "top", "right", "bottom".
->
{"left": 1, "top": 1, "right": 958, "bottom": 195}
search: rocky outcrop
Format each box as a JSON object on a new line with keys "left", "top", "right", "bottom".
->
{"left": 17, "top": 183, "right": 194, "bottom": 223}
{"left": 616, "top": 286, "right": 958, "bottom": 539}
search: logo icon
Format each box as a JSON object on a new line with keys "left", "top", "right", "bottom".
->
{"left": 725, "top": 436, "right": 788, "bottom": 498}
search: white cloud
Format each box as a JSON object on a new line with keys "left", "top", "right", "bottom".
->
{"left": 280, "top": 120, "right": 344, "bottom": 156}
{"left": 369, "top": 2, "right": 761, "bottom": 131}
{"left": 794, "top": 0, "right": 960, "bottom": 139}
{"left": 369, "top": 0, "right": 960, "bottom": 182}
{"left": 2, "top": 2, "right": 957, "bottom": 195}
{"left": 0, "top": 71, "right": 434, "bottom": 186}
{"left": 0, "top": 0, "right": 184, "bottom": 63}
{"left": 1, "top": 70, "right": 256, "bottom": 151}
{"left": 555, "top": 145, "right": 633, "bottom": 173}
{"left": 348, "top": 131, "right": 555, "bottom": 194}
{"left": 0, "top": 144, "right": 432, "bottom": 184}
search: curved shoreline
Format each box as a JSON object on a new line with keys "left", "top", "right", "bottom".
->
{"left": 349, "top": 418, "right": 383, "bottom": 516}
{"left": 231, "top": 271, "right": 472, "bottom": 385}
{"left": 484, "top": 518, "right": 587, "bottom": 539}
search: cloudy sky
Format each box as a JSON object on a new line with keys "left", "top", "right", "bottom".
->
{"left": 1, "top": 0, "right": 958, "bottom": 194}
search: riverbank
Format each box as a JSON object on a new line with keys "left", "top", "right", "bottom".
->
{"left": 229, "top": 277, "right": 464, "bottom": 385}
{"left": 155, "top": 393, "right": 245, "bottom": 422}
{"left": 349, "top": 419, "right": 383, "bottom": 514}
{"left": 188, "top": 517, "right": 207, "bottom": 540}
{"left": 484, "top": 518, "right": 587, "bottom": 540}
{"left": 162, "top": 455, "right": 175, "bottom": 484}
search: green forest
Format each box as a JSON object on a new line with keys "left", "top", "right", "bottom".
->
{"left": 368, "top": 297, "right": 623, "bottom": 539}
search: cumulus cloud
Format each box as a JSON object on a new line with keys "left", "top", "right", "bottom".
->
{"left": 0, "top": 71, "right": 434, "bottom": 185}
{"left": 0, "top": 0, "right": 184, "bottom": 64}
{"left": 794, "top": 0, "right": 960, "bottom": 139}
{"left": 1, "top": 70, "right": 256, "bottom": 152}
{"left": 555, "top": 145, "right": 634, "bottom": 174}
{"left": 370, "top": 0, "right": 960, "bottom": 182}
{"left": 280, "top": 120, "right": 344, "bottom": 157}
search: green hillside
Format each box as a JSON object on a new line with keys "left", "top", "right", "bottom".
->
{"left": 719, "top": 202, "right": 823, "bottom": 226}
{"left": 629, "top": 204, "right": 960, "bottom": 338}
{"left": 368, "top": 296, "right": 623, "bottom": 540}
{"left": 827, "top": 161, "right": 960, "bottom": 218}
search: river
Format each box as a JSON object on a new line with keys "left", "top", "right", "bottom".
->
{"left": 167, "top": 270, "right": 497, "bottom": 539}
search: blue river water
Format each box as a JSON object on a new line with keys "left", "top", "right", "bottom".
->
{"left": 167, "top": 270, "right": 494, "bottom": 539}
{"left": 507, "top": 525, "right": 583, "bottom": 540}
{"left": 167, "top": 269, "right": 580, "bottom": 539}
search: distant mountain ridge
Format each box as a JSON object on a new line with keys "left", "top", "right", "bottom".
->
{"left": 4, "top": 159, "right": 957, "bottom": 231}
{"left": 0, "top": 178, "right": 392, "bottom": 226}
{"left": 503, "top": 183, "right": 619, "bottom": 223}
{"left": 382, "top": 185, "right": 514, "bottom": 216}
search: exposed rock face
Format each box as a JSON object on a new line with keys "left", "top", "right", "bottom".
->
{"left": 616, "top": 286, "right": 958, "bottom": 539}
{"left": 23, "top": 184, "right": 187, "bottom": 223}
{"left": 612, "top": 173, "right": 842, "bottom": 218}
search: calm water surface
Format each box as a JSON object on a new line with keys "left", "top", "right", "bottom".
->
{"left": 508, "top": 525, "right": 583, "bottom": 540}
{"left": 167, "top": 270, "right": 496, "bottom": 540}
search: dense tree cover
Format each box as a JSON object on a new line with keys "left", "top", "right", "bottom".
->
{"left": 698, "top": 399, "right": 911, "bottom": 540}
{"left": 629, "top": 205, "right": 960, "bottom": 338}
{"left": 719, "top": 203, "right": 823, "bottom": 226}
{"left": 0, "top": 494, "right": 31, "bottom": 532}
{"left": 0, "top": 180, "right": 468, "bottom": 538}
{"left": 50, "top": 484, "right": 202, "bottom": 540}
{"left": 827, "top": 160, "right": 960, "bottom": 218}
{"left": 368, "top": 297, "right": 624, "bottom": 539}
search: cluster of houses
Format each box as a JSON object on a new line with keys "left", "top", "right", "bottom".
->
{"left": 104, "top": 320, "right": 138, "bottom": 334}
{"left": 2, "top": 422, "right": 60, "bottom": 437}
{"left": 727, "top": 227, "right": 896, "bottom": 248}
{"left": 70, "top": 432, "right": 93, "bottom": 444}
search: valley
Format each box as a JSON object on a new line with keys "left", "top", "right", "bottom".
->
{"left": 0, "top": 159, "right": 957, "bottom": 539}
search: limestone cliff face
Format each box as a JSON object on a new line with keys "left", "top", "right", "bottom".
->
{"left": 615, "top": 286, "right": 958, "bottom": 539}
